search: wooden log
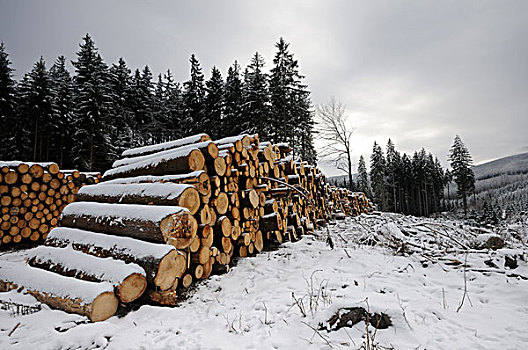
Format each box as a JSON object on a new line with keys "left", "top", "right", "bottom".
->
{"left": 103, "top": 145, "right": 206, "bottom": 181}
{"left": 60, "top": 202, "right": 198, "bottom": 249}
{"left": 216, "top": 216, "right": 232, "bottom": 237}
{"left": 240, "top": 189, "right": 259, "bottom": 208}
{"left": 211, "top": 192, "right": 229, "bottom": 215}
{"left": 121, "top": 133, "right": 211, "bottom": 158}
{"left": 102, "top": 171, "right": 211, "bottom": 196}
{"left": 27, "top": 246, "right": 147, "bottom": 303}
{"left": 0, "top": 260, "right": 118, "bottom": 322}
{"left": 200, "top": 224, "right": 214, "bottom": 248}
{"left": 260, "top": 212, "right": 283, "bottom": 232}
{"left": 76, "top": 183, "right": 201, "bottom": 215}
{"left": 45, "top": 227, "right": 186, "bottom": 290}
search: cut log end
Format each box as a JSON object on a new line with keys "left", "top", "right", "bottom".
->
{"left": 189, "top": 149, "right": 206, "bottom": 171}
{"left": 91, "top": 291, "right": 119, "bottom": 322}
{"left": 118, "top": 273, "right": 147, "bottom": 303}
{"left": 179, "top": 187, "right": 201, "bottom": 215}
{"left": 161, "top": 212, "right": 198, "bottom": 249}
{"left": 152, "top": 250, "right": 181, "bottom": 290}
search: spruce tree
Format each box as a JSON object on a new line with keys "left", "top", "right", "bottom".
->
{"left": 385, "top": 139, "right": 400, "bottom": 212}
{"left": 243, "top": 52, "right": 270, "bottom": 139}
{"left": 0, "top": 42, "right": 18, "bottom": 159}
{"left": 163, "top": 69, "right": 184, "bottom": 140}
{"left": 49, "top": 56, "right": 75, "bottom": 167}
{"left": 183, "top": 54, "right": 205, "bottom": 136}
{"left": 370, "top": 141, "right": 387, "bottom": 211}
{"left": 152, "top": 73, "right": 169, "bottom": 143}
{"left": 448, "top": 135, "right": 475, "bottom": 216}
{"left": 223, "top": 61, "right": 244, "bottom": 138}
{"left": 204, "top": 66, "right": 224, "bottom": 139}
{"left": 71, "top": 34, "right": 112, "bottom": 171}
{"left": 17, "top": 57, "right": 54, "bottom": 162}
{"left": 269, "top": 38, "right": 316, "bottom": 163}
{"left": 108, "top": 57, "right": 134, "bottom": 158}
{"left": 357, "top": 155, "right": 371, "bottom": 197}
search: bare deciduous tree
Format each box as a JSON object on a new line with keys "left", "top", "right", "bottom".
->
{"left": 316, "top": 98, "right": 354, "bottom": 190}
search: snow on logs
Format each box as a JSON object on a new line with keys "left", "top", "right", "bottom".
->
{"left": 0, "top": 132, "right": 373, "bottom": 318}
{"left": 45, "top": 227, "right": 186, "bottom": 291}
{"left": 0, "top": 260, "right": 118, "bottom": 322}
{"left": 27, "top": 245, "right": 147, "bottom": 303}
{"left": 76, "top": 182, "right": 201, "bottom": 215}
{"left": 103, "top": 140, "right": 219, "bottom": 181}
{"left": 60, "top": 202, "right": 198, "bottom": 249}
{"left": 102, "top": 171, "right": 211, "bottom": 196}
{"left": 121, "top": 133, "right": 211, "bottom": 158}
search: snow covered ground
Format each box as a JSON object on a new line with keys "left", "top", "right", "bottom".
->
{"left": 1, "top": 213, "right": 528, "bottom": 349}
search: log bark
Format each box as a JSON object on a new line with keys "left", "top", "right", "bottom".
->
{"left": 76, "top": 183, "right": 201, "bottom": 215}
{"left": 101, "top": 171, "right": 211, "bottom": 196}
{"left": 121, "top": 133, "right": 210, "bottom": 158}
{"left": 103, "top": 147, "right": 206, "bottom": 181}
{"left": 27, "top": 245, "right": 147, "bottom": 303}
{"left": 0, "top": 260, "right": 118, "bottom": 322}
{"left": 60, "top": 202, "right": 197, "bottom": 249}
{"left": 45, "top": 227, "right": 186, "bottom": 291}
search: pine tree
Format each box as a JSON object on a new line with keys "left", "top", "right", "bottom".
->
{"left": 17, "top": 57, "right": 54, "bottom": 162}
{"left": 448, "top": 135, "right": 475, "bottom": 216}
{"left": 269, "top": 38, "right": 316, "bottom": 163}
{"left": 243, "top": 52, "right": 270, "bottom": 139}
{"left": 183, "top": 54, "right": 205, "bottom": 136}
{"left": 385, "top": 139, "right": 400, "bottom": 212}
{"left": 71, "top": 34, "right": 112, "bottom": 171}
{"left": 370, "top": 141, "right": 387, "bottom": 210}
{"left": 163, "top": 69, "right": 184, "bottom": 140}
{"left": 223, "top": 61, "right": 244, "bottom": 138}
{"left": 49, "top": 56, "right": 75, "bottom": 167}
{"left": 204, "top": 66, "right": 224, "bottom": 139}
{"left": 152, "top": 73, "right": 169, "bottom": 143}
{"left": 0, "top": 42, "right": 18, "bottom": 159}
{"left": 357, "top": 155, "right": 371, "bottom": 197}
{"left": 108, "top": 57, "right": 134, "bottom": 158}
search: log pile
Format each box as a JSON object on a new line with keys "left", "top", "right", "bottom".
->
{"left": 0, "top": 162, "right": 101, "bottom": 246}
{"left": 0, "top": 133, "right": 372, "bottom": 321}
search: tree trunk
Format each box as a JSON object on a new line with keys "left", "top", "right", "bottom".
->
{"left": 76, "top": 183, "right": 201, "bottom": 215}
{"left": 27, "top": 245, "right": 147, "bottom": 303}
{"left": 0, "top": 260, "right": 118, "bottom": 322}
{"left": 60, "top": 202, "right": 197, "bottom": 249}
{"left": 45, "top": 227, "right": 186, "bottom": 291}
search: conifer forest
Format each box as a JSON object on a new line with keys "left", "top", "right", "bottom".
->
{"left": 0, "top": 35, "right": 316, "bottom": 172}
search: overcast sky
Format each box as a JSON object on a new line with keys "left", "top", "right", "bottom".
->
{"left": 1, "top": 0, "right": 527, "bottom": 176}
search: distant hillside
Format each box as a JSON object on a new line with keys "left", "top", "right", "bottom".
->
{"left": 454, "top": 152, "right": 528, "bottom": 213}
{"left": 472, "top": 152, "right": 528, "bottom": 180}
{"left": 326, "top": 174, "right": 357, "bottom": 187}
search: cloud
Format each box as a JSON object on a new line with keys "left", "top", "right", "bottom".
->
{"left": 1, "top": 0, "right": 527, "bottom": 171}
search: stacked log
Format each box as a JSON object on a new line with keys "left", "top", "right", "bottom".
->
{"left": 0, "top": 133, "right": 373, "bottom": 320}
{"left": 62, "top": 170, "right": 102, "bottom": 188}
{"left": 0, "top": 161, "right": 85, "bottom": 246}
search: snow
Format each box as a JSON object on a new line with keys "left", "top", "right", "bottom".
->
{"left": 61, "top": 202, "right": 190, "bottom": 223}
{"left": 0, "top": 260, "right": 114, "bottom": 304}
{"left": 46, "top": 227, "right": 176, "bottom": 261}
{"left": 104, "top": 141, "right": 211, "bottom": 179}
{"left": 0, "top": 161, "right": 58, "bottom": 168}
{"left": 101, "top": 170, "right": 206, "bottom": 185}
{"left": 78, "top": 182, "right": 194, "bottom": 201}
{"left": 1, "top": 212, "right": 527, "bottom": 349}
{"left": 214, "top": 134, "right": 250, "bottom": 145}
{"left": 113, "top": 141, "right": 212, "bottom": 169}
{"left": 27, "top": 245, "right": 146, "bottom": 284}
{"left": 121, "top": 133, "right": 209, "bottom": 158}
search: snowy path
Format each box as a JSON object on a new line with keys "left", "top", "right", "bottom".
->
{"left": 1, "top": 214, "right": 527, "bottom": 349}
